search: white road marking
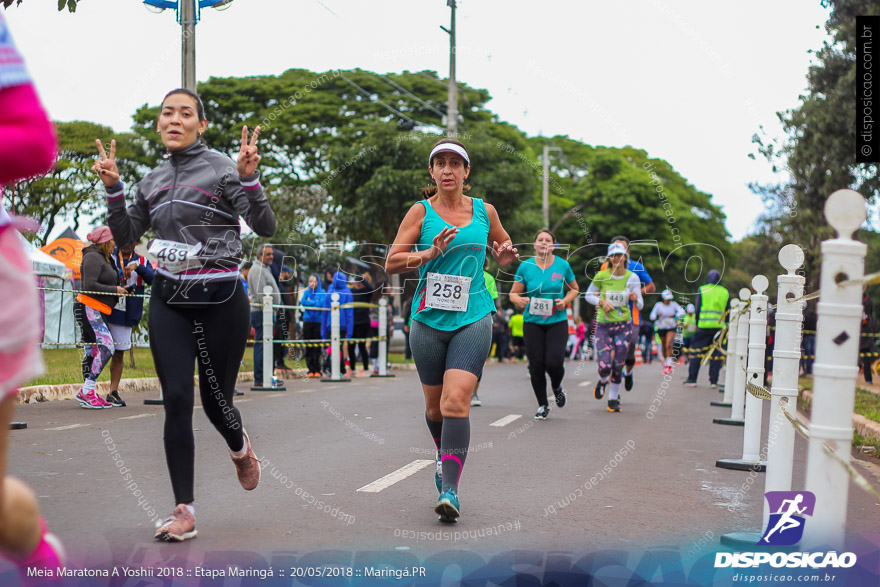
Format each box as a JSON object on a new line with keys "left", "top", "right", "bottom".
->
{"left": 578, "top": 381, "right": 592, "bottom": 387}
{"left": 116, "top": 413, "right": 153, "bottom": 420}
{"left": 237, "top": 399, "right": 252, "bottom": 403}
{"left": 266, "top": 393, "right": 285, "bottom": 398}
{"left": 45, "top": 423, "right": 90, "bottom": 431}
{"left": 490, "top": 414, "right": 522, "bottom": 427}
{"left": 357, "top": 460, "right": 433, "bottom": 493}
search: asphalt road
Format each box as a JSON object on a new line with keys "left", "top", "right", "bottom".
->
{"left": 3, "top": 358, "right": 879, "bottom": 579}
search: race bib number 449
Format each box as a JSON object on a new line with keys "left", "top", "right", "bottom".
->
{"left": 606, "top": 290, "right": 628, "bottom": 307}
{"left": 529, "top": 297, "right": 554, "bottom": 317}
{"left": 426, "top": 273, "right": 470, "bottom": 312}
{"left": 148, "top": 239, "right": 202, "bottom": 274}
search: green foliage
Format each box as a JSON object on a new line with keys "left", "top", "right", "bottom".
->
{"left": 8, "top": 121, "right": 144, "bottom": 245}
{"left": 14, "top": 68, "right": 732, "bottom": 313}
{"left": 751, "top": 0, "right": 880, "bottom": 290}
{"left": 2, "top": 0, "right": 77, "bottom": 10}
{"left": 524, "top": 137, "right": 731, "bottom": 300}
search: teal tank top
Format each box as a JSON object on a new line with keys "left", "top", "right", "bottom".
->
{"left": 410, "top": 197, "right": 495, "bottom": 331}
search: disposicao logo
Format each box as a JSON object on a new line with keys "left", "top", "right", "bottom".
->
{"left": 759, "top": 490, "right": 815, "bottom": 546}
{"left": 714, "top": 490, "right": 857, "bottom": 570}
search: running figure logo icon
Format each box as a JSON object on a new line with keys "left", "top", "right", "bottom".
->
{"left": 758, "top": 491, "right": 816, "bottom": 546}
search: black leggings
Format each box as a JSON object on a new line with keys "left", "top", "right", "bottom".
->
{"left": 149, "top": 277, "right": 250, "bottom": 505}
{"left": 523, "top": 321, "right": 568, "bottom": 407}
{"left": 352, "top": 322, "right": 372, "bottom": 370}
{"left": 303, "top": 321, "right": 323, "bottom": 374}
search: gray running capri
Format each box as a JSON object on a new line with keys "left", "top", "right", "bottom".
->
{"left": 409, "top": 315, "right": 493, "bottom": 386}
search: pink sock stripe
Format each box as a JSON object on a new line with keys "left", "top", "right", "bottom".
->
{"left": 441, "top": 454, "right": 464, "bottom": 484}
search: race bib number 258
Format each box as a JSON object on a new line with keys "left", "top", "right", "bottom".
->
{"left": 425, "top": 273, "right": 471, "bottom": 312}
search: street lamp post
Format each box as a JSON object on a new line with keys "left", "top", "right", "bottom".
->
{"left": 440, "top": 0, "right": 457, "bottom": 135}
{"left": 542, "top": 145, "right": 561, "bottom": 228}
{"left": 143, "top": 0, "right": 234, "bottom": 92}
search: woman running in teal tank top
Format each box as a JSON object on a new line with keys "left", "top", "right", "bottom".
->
{"left": 385, "top": 139, "right": 519, "bottom": 523}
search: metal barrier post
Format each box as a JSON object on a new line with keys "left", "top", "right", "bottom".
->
{"left": 322, "top": 293, "right": 350, "bottom": 382}
{"left": 763, "top": 245, "right": 806, "bottom": 518}
{"left": 144, "top": 387, "right": 164, "bottom": 406}
{"left": 804, "top": 190, "right": 867, "bottom": 549}
{"left": 712, "top": 299, "right": 739, "bottom": 407}
{"left": 717, "top": 275, "right": 769, "bottom": 472}
{"left": 372, "top": 298, "right": 395, "bottom": 378}
{"left": 714, "top": 288, "right": 752, "bottom": 426}
{"left": 252, "top": 285, "right": 284, "bottom": 391}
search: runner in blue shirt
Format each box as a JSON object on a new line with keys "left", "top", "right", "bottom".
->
{"left": 509, "top": 230, "right": 580, "bottom": 420}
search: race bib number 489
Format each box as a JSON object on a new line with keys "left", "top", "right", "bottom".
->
{"left": 426, "top": 273, "right": 470, "bottom": 312}
{"left": 148, "top": 239, "right": 202, "bottom": 274}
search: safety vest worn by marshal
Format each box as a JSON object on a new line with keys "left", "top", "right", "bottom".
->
{"left": 697, "top": 283, "right": 729, "bottom": 329}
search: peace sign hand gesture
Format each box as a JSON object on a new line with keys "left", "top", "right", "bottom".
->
{"left": 92, "top": 139, "right": 120, "bottom": 187}
{"left": 237, "top": 125, "right": 261, "bottom": 178}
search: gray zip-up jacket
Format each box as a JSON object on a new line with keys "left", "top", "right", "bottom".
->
{"left": 105, "top": 141, "right": 276, "bottom": 282}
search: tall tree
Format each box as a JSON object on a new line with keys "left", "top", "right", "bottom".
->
{"left": 751, "top": 0, "right": 880, "bottom": 289}
{"left": 8, "top": 121, "right": 144, "bottom": 245}
{"left": 3, "top": 0, "right": 78, "bottom": 11}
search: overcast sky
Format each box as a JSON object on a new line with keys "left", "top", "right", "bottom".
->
{"left": 6, "top": 0, "right": 831, "bottom": 241}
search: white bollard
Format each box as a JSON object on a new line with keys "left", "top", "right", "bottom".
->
{"left": 372, "top": 298, "right": 395, "bottom": 378}
{"left": 322, "top": 293, "right": 350, "bottom": 382}
{"left": 714, "top": 288, "right": 752, "bottom": 426}
{"left": 763, "top": 244, "right": 806, "bottom": 523}
{"left": 143, "top": 387, "right": 164, "bottom": 406}
{"left": 803, "top": 189, "right": 868, "bottom": 549}
{"left": 717, "top": 275, "right": 769, "bottom": 472}
{"left": 252, "top": 285, "right": 284, "bottom": 391}
{"left": 712, "top": 299, "right": 740, "bottom": 408}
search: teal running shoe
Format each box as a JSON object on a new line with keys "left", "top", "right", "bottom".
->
{"left": 435, "top": 489, "right": 460, "bottom": 523}
{"left": 435, "top": 453, "right": 442, "bottom": 493}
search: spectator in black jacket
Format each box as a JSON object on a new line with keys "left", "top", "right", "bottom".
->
{"left": 274, "top": 264, "right": 295, "bottom": 371}
{"left": 860, "top": 289, "right": 875, "bottom": 385}
{"left": 801, "top": 300, "right": 817, "bottom": 376}
{"left": 105, "top": 243, "right": 155, "bottom": 406}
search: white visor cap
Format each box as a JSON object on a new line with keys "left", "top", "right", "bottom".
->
{"left": 607, "top": 242, "right": 627, "bottom": 257}
{"left": 429, "top": 143, "right": 470, "bottom": 167}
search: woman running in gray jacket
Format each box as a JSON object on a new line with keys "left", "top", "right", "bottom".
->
{"left": 92, "top": 88, "right": 276, "bottom": 542}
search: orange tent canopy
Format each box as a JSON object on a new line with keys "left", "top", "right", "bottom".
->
{"left": 41, "top": 238, "right": 84, "bottom": 279}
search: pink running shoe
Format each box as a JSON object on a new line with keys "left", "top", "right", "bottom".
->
{"left": 82, "top": 390, "right": 112, "bottom": 409}
{"left": 74, "top": 390, "right": 90, "bottom": 407}
{"left": 231, "top": 429, "right": 261, "bottom": 491}
{"left": 155, "top": 505, "right": 197, "bottom": 542}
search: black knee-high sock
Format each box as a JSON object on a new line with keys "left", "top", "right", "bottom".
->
{"left": 425, "top": 412, "right": 443, "bottom": 451}
{"left": 440, "top": 416, "right": 470, "bottom": 493}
